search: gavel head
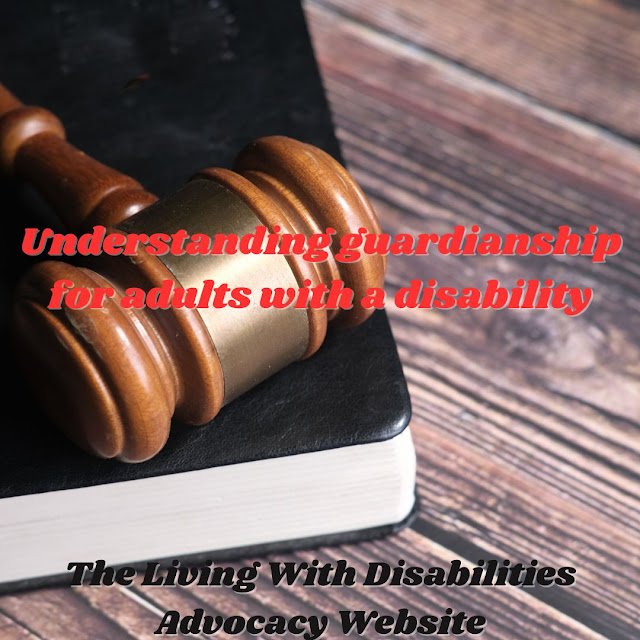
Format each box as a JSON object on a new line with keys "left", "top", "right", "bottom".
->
{"left": 13, "top": 136, "right": 386, "bottom": 462}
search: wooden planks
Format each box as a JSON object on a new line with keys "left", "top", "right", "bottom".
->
{"left": 0, "top": 612, "right": 40, "bottom": 640}
{"left": 317, "top": 0, "right": 640, "bottom": 140}
{"left": 0, "top": 535, "right": 607, "bottom": 640}
{"left": 1, "top": 1, "right": 639, "bottom": 638}
{"left": 0, "top": 590, "right": 141, "bottom": 639}
{"left": 304, "top": 2, "right": 640, "bottom": 638}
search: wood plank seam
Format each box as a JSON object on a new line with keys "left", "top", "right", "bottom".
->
{"left": 308, "top": 0, "right": 640, "bottom": 142}
{"left": 303, "top": 3, "right": 640, "bottom": 638}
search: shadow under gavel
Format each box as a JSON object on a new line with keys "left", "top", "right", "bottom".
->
{"left": 0, "top": 83, "right": 385, "bottom": 462}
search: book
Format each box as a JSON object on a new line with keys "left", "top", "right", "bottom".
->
{"left": 0, "top": 0, "right": 416, "bottom": 593}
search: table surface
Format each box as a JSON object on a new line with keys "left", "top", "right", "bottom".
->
{"left": 1, "top": 1, "right": 638, "bottom": 638}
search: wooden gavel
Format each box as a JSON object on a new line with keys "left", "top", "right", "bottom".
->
{"left": 0, "top": 83, "right": 385, "bottom": 462}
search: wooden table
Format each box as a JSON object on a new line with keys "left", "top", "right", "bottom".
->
{"left": 1, "top": 1, "right": 638, "bottom": 638}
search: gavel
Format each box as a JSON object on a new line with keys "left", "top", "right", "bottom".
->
{"left": 0, "top": 83, "right": 385, "bottom": 462}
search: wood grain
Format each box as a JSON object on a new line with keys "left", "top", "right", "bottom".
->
{"left": 19, "top": 533, "right": 605, "bottom": 640}
{"left": 0, "top": 612, "right": 40, "bottom": 640}
{"left": 1, "top": 1, "right": 639, "bottom": 638}
{"left": 8, "top": 116, "right": 385, "bottom": 461}
{"left": 0, "top": 590, "right": 142, "bottom": 639}
{"left": 305, "top": 2, "right": 639, "bottom": 638}
{"left": 316, "top": 0, "right": 640, "bottom": 140}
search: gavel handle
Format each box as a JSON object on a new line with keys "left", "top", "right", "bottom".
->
{"left": 0, "top": 83, "right": 157, "bottom": 229}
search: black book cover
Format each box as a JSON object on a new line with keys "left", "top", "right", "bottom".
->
{"left": 0, "top": 0, "right": 412, "bottom": 570}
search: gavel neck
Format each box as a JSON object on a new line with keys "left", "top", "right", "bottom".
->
{"left": 0, "top": 83, "right": 158, "bottom": 229}
{"left": 4, "top": 81, "right": 387, "bottom": 462}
